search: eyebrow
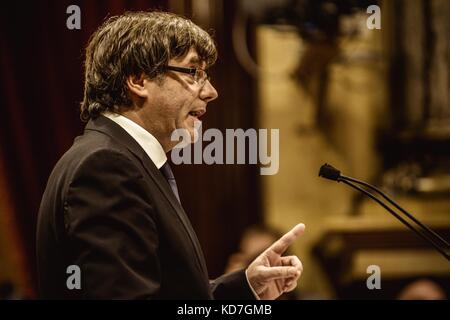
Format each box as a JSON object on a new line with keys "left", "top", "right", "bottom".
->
{"left": 188, "top": 56, "right": 205, "bottom": 68}
{"left": 188, "top": 56, "right": 200, "bottom": 64}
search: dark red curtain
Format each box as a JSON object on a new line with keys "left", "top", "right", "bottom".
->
{"left": 0, "top": 0, "right": 261, "bottom": 296}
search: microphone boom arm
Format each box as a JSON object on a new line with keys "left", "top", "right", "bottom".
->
{"left": 340, "top": 179, "right": 450, "bottom": 261}
{"left": 340, "top": 175, "right": 450, "bottom": 249}
{"left": 318, "top": 163, "right": 450, "bottom": 261}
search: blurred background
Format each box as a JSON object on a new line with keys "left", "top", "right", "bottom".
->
{"left": 0, "top": 0, "right": 449, "bottom": 299}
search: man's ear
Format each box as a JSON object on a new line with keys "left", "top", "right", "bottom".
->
{"left": 126, "top": 73, "right": 148, "bottom": 98}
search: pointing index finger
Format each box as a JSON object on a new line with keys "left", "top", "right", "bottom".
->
{"left": 267, "top": 223, "right": 305, "bottom": 255}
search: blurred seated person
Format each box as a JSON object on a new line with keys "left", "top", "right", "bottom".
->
{"left": 397, "top": 278, "right": 447, "bottom": 300}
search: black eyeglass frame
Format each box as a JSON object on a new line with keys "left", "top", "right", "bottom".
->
{"left": 164, "top": 65, "right": 209, "bottom": 85}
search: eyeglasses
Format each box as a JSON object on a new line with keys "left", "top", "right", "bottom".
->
{"left": 164, "top": 65, "right": 209, "bottom": 86}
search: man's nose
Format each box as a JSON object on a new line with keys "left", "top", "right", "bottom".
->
{"left": 200, "top": 80, "right": 218, "bottom": 102}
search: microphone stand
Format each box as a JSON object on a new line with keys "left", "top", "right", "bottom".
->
{"left": 341, "top": 179, "right": 449, "bottom": 261}
{"left": 341, "top": 175, "right": 449, "bottom": 249}
{"left": 319, "top": 163, "right": 450, "bottom": 261}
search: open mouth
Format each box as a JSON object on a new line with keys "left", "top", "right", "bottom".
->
{"left": 188, "top": 110, "right": 205, "bottom": 119}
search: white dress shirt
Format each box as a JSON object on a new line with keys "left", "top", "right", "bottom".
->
{"left": 103, "top": 112, "right": 167, "bottom": 169}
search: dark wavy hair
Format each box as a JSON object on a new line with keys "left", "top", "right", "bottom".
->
{"left": 80, "top": 11, "right": 217, "bottom": 122}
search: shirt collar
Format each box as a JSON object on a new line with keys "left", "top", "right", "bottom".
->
{"left": 103, "top": 112, "right": 167, "bottom": 169}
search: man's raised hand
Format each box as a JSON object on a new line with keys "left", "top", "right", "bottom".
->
{"left": 246, "top": 223, "right": 305, "bottom": 300}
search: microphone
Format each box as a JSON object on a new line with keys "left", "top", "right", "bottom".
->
{"left": 318, "top": 163, "right": 341, "bottom": 181}
{"left": 318, "top": 163, "right": 450, "bottom": 261}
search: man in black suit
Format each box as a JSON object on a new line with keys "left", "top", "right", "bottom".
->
{"left": 37, "top": 11, "right": 305, "bottom": 299}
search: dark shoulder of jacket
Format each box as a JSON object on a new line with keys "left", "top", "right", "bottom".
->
{"left": 51, "top": 129, "right": 146, "bottom": 204}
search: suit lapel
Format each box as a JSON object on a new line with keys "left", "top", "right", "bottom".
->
{"left": 85, "top": 116, "right": 209, "bottom": 278}
{"left": 137, "top": 158, "right": 210, "bottom": 279}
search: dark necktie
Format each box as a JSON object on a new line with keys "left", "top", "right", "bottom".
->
{"left": 160, "top": 161, "right": 181, "bottom": 203}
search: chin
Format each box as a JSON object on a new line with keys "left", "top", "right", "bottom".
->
{"left": 187, "top": 127, "right": 199, "bottom": 143}
{"left": 183, "top": 118, "right": 201, "bottom": 143}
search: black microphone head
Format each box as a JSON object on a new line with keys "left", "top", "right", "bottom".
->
{"left": 318, "top": 163, "right": 341, "bottom": 181}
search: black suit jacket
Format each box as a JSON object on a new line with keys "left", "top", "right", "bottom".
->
{"left": 37, "top": 115, "right": 254, "bottom": 299}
